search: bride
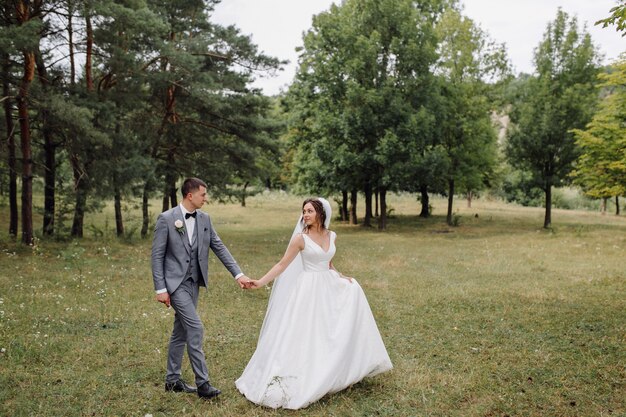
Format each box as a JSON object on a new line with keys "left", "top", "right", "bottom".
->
{"left": 236, "top": 198, "right": 392, "bottom": 409}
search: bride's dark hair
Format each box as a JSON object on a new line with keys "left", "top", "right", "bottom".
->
{"left": 302, "top": 198, "right": 326, "bottom": 233}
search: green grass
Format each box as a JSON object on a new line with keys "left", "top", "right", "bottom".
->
{"left": 0, "top": 193, "right": 624, "bottom": 416}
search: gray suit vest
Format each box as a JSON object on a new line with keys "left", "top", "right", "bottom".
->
{"left": 186, "top": 220, "right": 201, "bottom": 282}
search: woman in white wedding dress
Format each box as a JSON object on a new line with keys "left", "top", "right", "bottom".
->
{"left": 235, "top": 198, "right": 392, "bottom": 409}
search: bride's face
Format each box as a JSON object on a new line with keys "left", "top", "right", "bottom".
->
{"left": 302, "top": 203, "right": 319, "bottom": 227}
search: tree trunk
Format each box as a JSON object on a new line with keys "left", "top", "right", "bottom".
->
{"left": 601, "top": 197, "right": 608, "bottom": 215}
{"left": 349, "top": 189, "right": 358, "bottom": 225}
{"left": 114, "top": 185, "right": 124, "bottom": 237}
{"left": 467, "top": 191, "right": 473, "bottom": 208}
{"left": 68, "top": 8, "right": 75, "bottom": 85}
{"left": 43, "top": 135, "right": 56, "bottom": 236}
{"left": 616, "top": 196, "right": 620, "bottom": 216}
{"left": 419, "top": 185, "right": 430, "bottom": 218}
{"left": 2, "top": 51, "right": 18, "bottom": 237}
{"left": 169, "top": 185, "right": 177, "bottom": 208}
{"left": 17, "top": 49, "right": 35, "bottom": 244}
{"left": 378, "top": 187, "right": 387, "bottom": 230}
{"left": 241, "top": 181, "right": 249, "bottom": 207}
{"left": 68, "top": 5, "right": 94, "bottom": 239}
{"left": 164, "top": 156, "right": 178, "bottom": 209}
{"left": 70, "top": 158, "right": 88, "bottom": 238}
{"left": 71, "top": 188, "right": 87, "bottom": 238}
{"left": 141, "top": 182, "right": 150, "bottom": 238}
{"left": 363, "top": 182, "right": 372, "bottom": 227}
{"left": 162, "top": 190, "right": 169, "bottom": 212}
{"left": 543, "top": 182, "right": 552, "bottom": 228}
{"left": 162, "top": 167, "right": 177, "bottom": 212}
{"left": 446, "top": 179, "right": 455, "bottom": 226}
{"left": 341, "top": 190, "right": 348, "bottom": 222}
{"left": 84, "top": 11, "right": 94, "bottom": 91}
{"left": 374, "top": 190, "right": 379, "bottom": 217}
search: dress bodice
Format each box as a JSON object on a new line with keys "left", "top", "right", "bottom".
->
{"left": 300, "top": 232, "right": 335, "bottom": 272}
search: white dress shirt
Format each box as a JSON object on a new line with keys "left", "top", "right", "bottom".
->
{"left": 180, "top": 204, "right": 196, "bottom": 245}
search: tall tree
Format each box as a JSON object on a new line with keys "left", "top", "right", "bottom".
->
{"left": 571, "top": 60, "right": 626, "bottom": 210}
{"left": 67, "top": 0, "right": 98, "bottom": 238}
{"left": 1, "top": 2, "right": 19, "bottom": 236}
{"left": 288, "top": 0, "right": 443, "bottom": 229}
{"left": 434, "top": 8, "right": 508, "bottom": 225}
{"left": 143, "top": 0, "right": 282, "bottom": 214}
{"left": 13, "top": 0, "right": 45, "bottom": 244}
{"left": 90, "top": 0, "right": 166, "bottom": 237}
{"left": 506, "top": 9, "right": 600, "bottom": 228}
{"left": 34, "top": 40, "right": 61, "bottom": 236}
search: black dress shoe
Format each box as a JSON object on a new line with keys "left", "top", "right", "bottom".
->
{"left": 197, "top": 382, "right": 221, "bottom": 400}
{"left": 165, "top": 379, "right": 197, "bottom": 393}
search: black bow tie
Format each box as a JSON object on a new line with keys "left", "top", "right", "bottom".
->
{"left": 185, "top": 212, "right": 197, "bottom": 219}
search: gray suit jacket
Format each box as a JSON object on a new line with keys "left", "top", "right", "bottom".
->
{"left": 151, "top": 206, "right": 242, "bottom": 294}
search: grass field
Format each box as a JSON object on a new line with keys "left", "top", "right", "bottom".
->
{"left": 0, "top": 193, "right": 624, "bottom": 416}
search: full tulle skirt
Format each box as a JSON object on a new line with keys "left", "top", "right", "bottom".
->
{"left": 235, "top": 269, "right": 393, "bottom": 409}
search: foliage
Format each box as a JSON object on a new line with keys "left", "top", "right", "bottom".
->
{"left": 287, "top": 0, "right": 468, "bottom": 228}
{"left": 571, "top": 60, "right": 626, "bottom": 200}
{"left": 138, "top": 0, "right": 283, "bottom": 197}
{"left": 595, "top": 3, "right": 626, "bottom": 35}
{"left": 495, "top": 164, "right": 545, "bottom": 206}
{"left": 1, "top": 0, "right": 283, "bottom": 239}
{"left": 433, "top": 7, "right": 509, "bottom": 224}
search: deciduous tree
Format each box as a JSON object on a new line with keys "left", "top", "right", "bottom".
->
{"left": 571, "top": 60, "right": 626, "bottom": 212}
{"left": 506, "top": 9, "right": 600, "bottom": 228}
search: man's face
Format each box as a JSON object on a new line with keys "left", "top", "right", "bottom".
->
{"left": 188, "top": 186, "right": 207, "bottom": 210}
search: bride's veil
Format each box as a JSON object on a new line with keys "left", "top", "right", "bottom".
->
{"left": 257, "top": 198, "right": 331, "bottom": 340}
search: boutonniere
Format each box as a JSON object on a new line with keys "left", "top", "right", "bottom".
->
{"left": 174, "top": 219, "right": 185, "bottom": 235}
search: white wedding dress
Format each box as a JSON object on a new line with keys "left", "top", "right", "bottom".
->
{"left": 235, "top": 231, "right": 393, "bottom": 409}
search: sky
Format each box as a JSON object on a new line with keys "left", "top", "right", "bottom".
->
{"left": 212, "top": 0, "right": 626, "bottom": 95}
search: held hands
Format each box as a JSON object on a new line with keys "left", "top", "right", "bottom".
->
{"left": 237, "top": 275, "right": 253, "bottom": 289}
{"left": 237, "top": 275, "right": 264, "bottom": 289}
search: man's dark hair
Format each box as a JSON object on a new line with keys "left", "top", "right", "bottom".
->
{"left": 181, "top": 178, "right": 208, "bottom": 197}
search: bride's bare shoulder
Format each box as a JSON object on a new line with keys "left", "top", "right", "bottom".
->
{"left": 291, "top": 233, "right": 306, "bottom": 245}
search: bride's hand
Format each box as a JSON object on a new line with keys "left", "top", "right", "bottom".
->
{"left": 339, "top": 274, "right": 353, "bottom": 283}
{"left": 248, "top": 280, "right": 264, "bottom": 289}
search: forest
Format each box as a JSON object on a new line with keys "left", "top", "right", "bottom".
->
{"left": 2, "top": 0, "right": 625, "bottom": 244}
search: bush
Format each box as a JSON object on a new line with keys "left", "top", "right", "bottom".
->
{"left": 551, "top": 187, "right": 601, "bottom": 211}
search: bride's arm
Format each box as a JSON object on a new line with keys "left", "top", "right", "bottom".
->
{"left": 251, "top": 234, "right": 305, "bottom": 288}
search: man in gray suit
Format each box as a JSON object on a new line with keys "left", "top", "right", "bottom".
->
{"left": 151, "top": 177, "right": 251, "bottom": 400}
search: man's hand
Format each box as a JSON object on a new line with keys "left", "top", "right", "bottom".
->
{"left": 156, "top": 292, "right": 171, "bottom": 308}
{"left": 236, "top": 275, "right": 254, "bottom": 289}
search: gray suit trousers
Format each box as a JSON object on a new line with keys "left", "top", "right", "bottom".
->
{"left": 166, "top": 277, "right": 209, "bottom": 386}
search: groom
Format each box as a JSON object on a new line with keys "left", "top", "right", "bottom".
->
{"left": 151, "top": 177, "right": 251, "bottom": 400}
